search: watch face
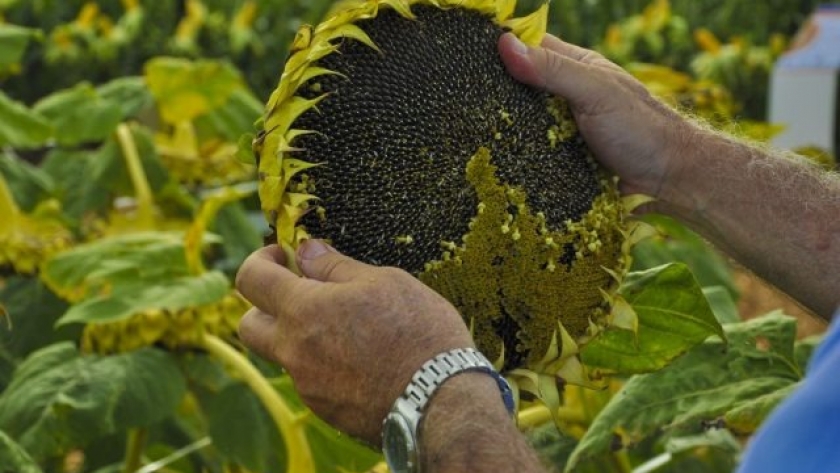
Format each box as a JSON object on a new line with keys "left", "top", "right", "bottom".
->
{"left": 383, "top": 413, "right": 415, "bottom": 473}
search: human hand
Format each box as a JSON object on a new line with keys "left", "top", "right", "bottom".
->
{"left": 235, "top": 240, "right": 474, "bottom": 446}
{"left": 498, "top": 33, "right": 691, "bottom": 199}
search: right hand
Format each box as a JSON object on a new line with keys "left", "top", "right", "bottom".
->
{"left": 498, "top": 33, "right": 692, "bottom": 199}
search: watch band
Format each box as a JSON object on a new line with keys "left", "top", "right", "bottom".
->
{"left": 382, "top": 347, "right": 516, "bottom": 473}
{"left": 401, "top": 347, "right": 515, "bottom": 417}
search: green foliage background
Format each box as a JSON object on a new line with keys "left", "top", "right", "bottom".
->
{"left": 0, "top": 1, "right": 833, "bottom": 472}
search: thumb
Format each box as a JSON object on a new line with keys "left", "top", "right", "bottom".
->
{"left": 499, "top": 33, "right": 602, "bottom": 109}
{"left": 296, "top": 239, "right": 369, "bottom": 283}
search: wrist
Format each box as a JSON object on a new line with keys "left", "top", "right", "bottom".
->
{"left": 381, "top": 348, "right": 517, "bottom": 472}
{"left": 647, "top": 119, "right": 717, "bottom": 214}
{"left": 419, "top": 374, "right": 544, "bottom": 472}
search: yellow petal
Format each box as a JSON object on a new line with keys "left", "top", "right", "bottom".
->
{"left": 278, "top": 203, "right": 309, "bottom": 243}
{"left": 553, "top": 356, "right": 590, "bottom": 387}
{"left": 292, "top": 67, "right": 346, "bottom": 90}
{"left": 283, "top": 192, "right": 318, "bottom": 210}
{"left": 259, "top": 175, "right": 285, "bottom": 213}
{"left": 320, "top": 23, "right": 380, "bottom": 53}
{"left": 492, "top": 340, "right": 506, "bottom": 371}
{"left": 496, "top": 0, "right": 517, "bottom": 22}
{"left": 382, "top": 0, "right": 416, "bottom": 20}
{"left": 608, "top": 295, "right": 638, "bottom": 332}
{"left": 557, "top": 322, "right": 580, "bottom": 359}
{"left": 316, "top": 2, "right": 378, "bottom": 34}
{"left": 290, "top": 24, "right": 315, "bottom": 53}
{"left": 281, "top": 158, "right": 321, "bottom": 182}
{"left": 626, "top": 220, "right": 659, "bottom": 245}
{"left": 509, "top": 369, "right": 563, "bottom": 425}
{"left": 504, "top": 2, "right": 548, "bottom": 47}
{"left": 265, "top": 94, "right": 329, "bottom": 139}
{"left": 621, "top": 194, "right": 656, "bottom": 213}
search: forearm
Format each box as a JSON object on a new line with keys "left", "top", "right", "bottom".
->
{"left": 654, "top": 122, "right": 840, "bottom": 319}
{"left": 419, "top": 373, "right": 547, "bottom": 472}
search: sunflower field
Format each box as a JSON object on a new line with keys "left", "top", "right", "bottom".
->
{"left": 0, "top": 1, "right": 834, "bottom": 472}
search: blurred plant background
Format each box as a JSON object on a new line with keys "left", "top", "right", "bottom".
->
{"left": 0, "top": 0, "right": 835, "bottom": 472}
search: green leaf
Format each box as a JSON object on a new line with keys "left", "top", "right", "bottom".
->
{"left": 723, "top": 382, "right": 799, "bottom": 434}
{"left": 40, "top": 128, "right": 168, "bottom": 223}
{"left": 33, "top": 83, "right": 125, "bottom": 147}
{"left": 42, "top": 232, "right": 193, "bottom": 297}
{"left": 0, "top": 91, "right": 53, "bottom": 149}
{"left": 0, "top": 430, "right": 42, "bottom": 473}
{"left": 0, "top": 150, "right": 55, "bottom": 212}
{"left": 211, "top": 202, "right": 263, "bottom": 272}
{"left": 0, "top": 276, "right": 73, "bottom": 360}
{"left": 144, "top": 57, "right": 243, "bottom": 124}
{"left": 0, "top": 24, "right": 40, "bottom": 74}
{"left": 0, "top": 343, "right": 186, "bottom": 460}
{"left": 581, "top": 263, "right": 725, "bottom": 375}
{"left": 196, "top": 88, "right": 264, "bottom": 142}
{"left": 633, "top": 430, "right": 740, "bottom": 473}
{"left": 205, "top": 382, "right": 284, "bottom": 472}
{"left": 97, "top": 77, "right": 153, "bottom": 119}
{"left": 57, "top": 271, "right": 230, "bottom": 325}
{"left": 702, "top": 285, "right": 740, "bottom": 324}
{"left": 632, "top": 215, "right": 738, "bottom": 299}
{"left": 568, "top": 313, "right": 802, "bottom": 471}
{"left": 794, "top": 334, "right": 822, "bottom": 372}
{"left": 236, "top": 133, "right": 256, "bottom": 165}
{"left": 39, "top": 147, "right": 114, "bottom": 221}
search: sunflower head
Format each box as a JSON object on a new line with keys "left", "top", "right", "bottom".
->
{"left": 253, "top": 0, "right": 636, "bottom": 391}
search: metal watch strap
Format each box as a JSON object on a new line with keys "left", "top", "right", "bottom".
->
{"left": 400, "top": 347, "right": 515, "bottom": 416}
{"left": 382, "top": 348, "right": 516, "bottom": 473}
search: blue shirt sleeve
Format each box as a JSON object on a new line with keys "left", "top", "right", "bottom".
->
{"left": 737, "top": 310, "right": 840, "bottom": 473}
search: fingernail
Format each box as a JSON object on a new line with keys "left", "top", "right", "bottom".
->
{"left": 299, "top": 239, "right": 330, "bottom": 260}
{"left": 509, "top": 34, "right": 529, "bottom": 56}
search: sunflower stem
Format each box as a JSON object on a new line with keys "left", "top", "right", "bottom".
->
{"left": 116, "top": 123, "right": 155, "bottom": 227}
{"left": 184, "top": 188, "right": 249, "bottom": 276}
{"left": 201, "top": 334, "right": 315, "bottom": 473}
{"left": 517, "top": 404, "right": 587, "bottom": 429}
{"left": 123, "top": 428, "right": 148, "bottom": 473}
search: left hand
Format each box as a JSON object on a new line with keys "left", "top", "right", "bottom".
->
{"left": 235, "top": 240, "right": 473, "bottom": 445}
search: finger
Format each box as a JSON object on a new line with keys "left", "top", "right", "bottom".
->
{"left": 541, "top": 34, "right": 592, "bottom": 61}
{"left": 236, "top": 245, "right": 305, "bottom": 315}
{"left": 499, "top": 33, "right": 606, "bottom": 107}
{"left": 238, "top": 307, "right": 281, "bottom": 362}
{"left": 296, "top": 239, "right": 373, "bottom": 283}
{"left": 541, "top": 34, "right": 625, "bottom": 73}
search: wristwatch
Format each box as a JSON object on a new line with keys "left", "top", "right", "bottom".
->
{"left": 381, "top": 347, "right": 516, "bottom": 473}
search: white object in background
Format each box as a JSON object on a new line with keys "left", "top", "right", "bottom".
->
{"left": 769, "top": 5, "right": 840, "bottom": 155}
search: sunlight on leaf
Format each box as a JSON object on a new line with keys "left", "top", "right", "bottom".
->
{"left": 581, "top": 263, "right": 725, "bottom": 375}
{"left": 56, "top": 271, "right": 230, "bottom": 326}
{"left": 144, "top": 57, "right": 243, "bottom": 124}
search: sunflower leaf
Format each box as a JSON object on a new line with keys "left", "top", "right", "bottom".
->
{"left": 0, "top": 431, "right": 42, "bottom": 473}
{"left": 56, "top": 271, "right": 230, "bottom": 326}
{"left": 581, "top": 262, "right": 725, "bottom": 375}
{"left": 0, "top": 343, "right": 186, "bottom": 461}
{"left": 0, "top": 91, "right": 53, "bottom": 149}
{"left": 567, "top": 313, "right": 802, "bottom": 471}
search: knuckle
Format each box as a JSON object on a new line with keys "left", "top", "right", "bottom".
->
{"left": 234, "top": 262, "right": 252, "bottom": 293}
{"left": 322, "top": 255, "right": 355, "bottom": 280}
